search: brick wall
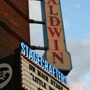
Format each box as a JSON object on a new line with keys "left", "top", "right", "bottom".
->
{"left": 0, "top": 0, "right": 30, "bottom": 59}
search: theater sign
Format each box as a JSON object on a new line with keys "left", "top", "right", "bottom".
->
{"left": 41, "top": 0, "right": 72, "bottom": 75}
{"left": 21, "top": 55, "right": 69, "bottom": 90}
{"left": 20, "top": 42, "right": 69, "bottom": 90}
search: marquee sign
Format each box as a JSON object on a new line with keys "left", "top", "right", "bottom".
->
{"left": 20, "top": 42, "right": 67, "bottom": 85}
{"left": 21, "top": 55, "right": 69, "bottom": 90}
{"left": 41, "top": 0, "right": 72, "bottom": 75}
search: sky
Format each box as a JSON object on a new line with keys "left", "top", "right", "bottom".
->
{"left": 29, "top": 0, "right": 90, "bottom": 90}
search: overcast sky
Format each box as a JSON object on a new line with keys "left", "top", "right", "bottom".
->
{"left": 29, "top": 0, "right": 90, "bottom": 90}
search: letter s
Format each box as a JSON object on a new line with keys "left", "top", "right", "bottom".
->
{"left": 20, "top": 42, "right": 25, "bottom": 55}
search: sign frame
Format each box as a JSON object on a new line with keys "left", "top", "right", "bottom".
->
{"left": 20, "top": 53, "right": 69, "bottom": 90}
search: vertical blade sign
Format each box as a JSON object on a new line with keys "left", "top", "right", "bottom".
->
{"left": 41, "top": 0, "right": 72, "bottom": 75}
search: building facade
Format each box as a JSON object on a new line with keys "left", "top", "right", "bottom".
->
{"left": 0, "top": 0, "right": 71, "bottom": 90}
{"left": 0, "top": 0, "right": 30, "bottom": 59}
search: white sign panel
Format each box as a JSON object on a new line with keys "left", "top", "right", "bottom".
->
{"left": 41, "top": 0, "right": 72, "bottom": 75}
{"left": 20, "top": 55, "right": 69, "bottom": 90}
